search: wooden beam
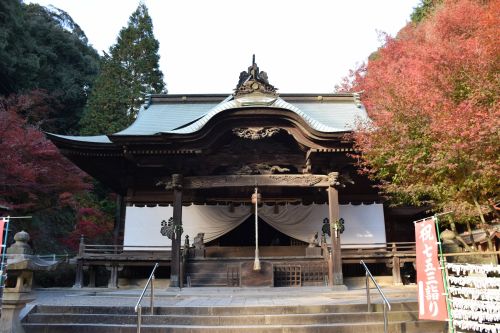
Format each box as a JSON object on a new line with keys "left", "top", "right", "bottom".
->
{"left": 182, "top": 174, "right": 331, "bottom": 189}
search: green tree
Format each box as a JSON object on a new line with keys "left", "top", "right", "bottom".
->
{"left": 0, "top": 1, "right": 100, "bottom": 133}
{"left": 410, "top": 0, "right": 441, "bottom": 23}
{"left": 80, "top": 4, "right": 165, "bottom": 135}
{"left": 0, "top": 0, "right": 35, "bottom": 95}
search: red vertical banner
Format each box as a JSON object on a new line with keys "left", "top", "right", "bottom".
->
{"left": 415, "top": 217, "right": 448, "bottom": 321}
{"left": 0, "top": 218, "right": 6, "bottom": 248}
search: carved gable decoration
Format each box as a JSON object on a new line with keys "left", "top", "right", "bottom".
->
{"left": 233, "top": 127, "right": 281, "bottom": 140}
{"left": 234, "top": 55, "right": 278, "bottom": 101}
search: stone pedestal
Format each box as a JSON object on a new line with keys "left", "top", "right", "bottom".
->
{"left": 0, "top": 292, "right": 34, "bottom": 333}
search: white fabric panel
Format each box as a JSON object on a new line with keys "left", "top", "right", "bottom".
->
{"left": 182, "top": 204, "right": 252, "bottom": 242}
{"left": 123, "top": 203, "right": 386, "bottom": 250}
{"left": 258, "top": 204, "right": 328, "bottom": 243}
{"left": 338, "top": 203, "right": 386, "bottom": 247}
{"left": 258, "top": 203, "right": 386, "bottom": 247}
{"left": 124, "top": 205, "right": 251, "bottom": 249}
{"left": 124, "top": 205, "right": 173, "bottom": 250}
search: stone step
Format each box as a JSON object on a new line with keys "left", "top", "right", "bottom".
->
{"left": 23, "top": 320, "right": 447, "bottom": 333}
{"left": 24, "top": 310, "right": 419, "bottom": 325}
{"left": 33, "top": 302, "right": 418, "bottom": 315}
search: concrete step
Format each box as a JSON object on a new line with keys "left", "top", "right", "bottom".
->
{"left": 24, "top": 311, "right": 419, "bottom": 325}
{"left": 23, "top": 320, "right": 447, "bottom": 333}
{"left": 23, "top": 299, "right": 446, "bottom": 333}
{"left": 32, "top": 302, "right": 418, "bottom": 315}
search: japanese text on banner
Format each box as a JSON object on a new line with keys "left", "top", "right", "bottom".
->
{"left": 415, "top": 218, "right": 448, "bottom": 321}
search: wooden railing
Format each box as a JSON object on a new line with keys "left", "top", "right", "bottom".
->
{"left": 341, "top": 242, "right": 416, "bottom": 252}
{"left": 80, "top": 244, "right": 171, "bottom": 256}
{"left": 336, "top": 242, "right": 416, "bottom": 262}
{"left": 73, "top": 244, "right": 172, "bottom": 288}
{"left": 324, "top": 242, "right": 417, "bottom": 285}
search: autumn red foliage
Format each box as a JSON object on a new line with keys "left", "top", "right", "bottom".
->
{"left": 342, "top": 0, "right": 499, "bottom": 221}
{"left": 62, "top": 205, "right": 114, "bottom": 250}
{"left": 0, "top": 92, "right": 89, "bottom": 211}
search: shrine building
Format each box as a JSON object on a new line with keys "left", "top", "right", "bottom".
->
{"left": 48, "top": 59, "right": 421, "bottom": 288}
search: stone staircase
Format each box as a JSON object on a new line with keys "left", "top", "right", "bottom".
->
{"left": 22, "top": 301, "right": 446, "bottom": 333}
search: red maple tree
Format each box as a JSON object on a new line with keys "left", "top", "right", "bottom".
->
{"left": 0, "top": 92, "right": 89, "bottom": 211}
{"left": 342, "top": 0, "right": 499, "bottom": 223}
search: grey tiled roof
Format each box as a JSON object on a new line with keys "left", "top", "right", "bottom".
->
{"left": 50, "top": 94, "right": 369, "bottom": 143}
{"left": 48, "top": 134, "right": 112, "bottom": 143}
{"left": 292, "top": 102, "right": 368, "bottom": 132}
{"left": 114, "top": 95, "right": 368, "bottom": 136}
{"left": 115, "top": 103, "right": 218, "bottom": 135}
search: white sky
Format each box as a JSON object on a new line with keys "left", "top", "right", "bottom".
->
{"left": 27, "top": 0, "right": 420, "bottom": 94}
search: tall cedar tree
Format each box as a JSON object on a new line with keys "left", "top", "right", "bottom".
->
{"left": 80, "top": 4, "right": 165, "bottom": 135}
{"left": 0, "top": 1, "right": 100, "bottom": 133}
{"left": 339, "top": 0, "right": 499, "bottom": 223}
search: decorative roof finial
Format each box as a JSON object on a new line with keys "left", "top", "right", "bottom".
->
{"left": 234, "top": 55, "right": 278, "bottom": 97}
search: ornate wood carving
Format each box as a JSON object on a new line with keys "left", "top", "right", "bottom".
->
{"left": 182, "top": 174, "right": 330, "bottom": 189}
{"left": 234, "top": 55, "right": 278, "bottom": 97}
{"left": 327, "top": 172, "right": 340, "bottom": 187}
{"left": 233, "top": 127, "right": 281, "bottom": 140}
{"left": 157, "top": 173, "right": 183, "bottom": 191}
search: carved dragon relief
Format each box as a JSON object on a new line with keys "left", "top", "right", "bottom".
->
{"left": 183, "top": 174, "right": 330, "bottom": 189}
{"left": 268, "top": 174, "right": 327, "bottom": 186}
{"left": 231, "top": 163, "right": 290, "bottom": 175}
{"left": 233, "top": 127, "right": 281, "bottom": 140}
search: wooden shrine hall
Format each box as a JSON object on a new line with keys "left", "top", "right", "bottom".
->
{"left": 48, "top": 58, "right": 420, "bottom": 288}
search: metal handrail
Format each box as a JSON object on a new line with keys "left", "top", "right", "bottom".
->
{"left": 135, "top": 262, "right": 159, "bottom": 333}
{"left": 360, "top": 260, "right": 391, "bottom": 333}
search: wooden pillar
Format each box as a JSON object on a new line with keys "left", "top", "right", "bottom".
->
{"left": 170, "top": 174, "right": 183, "bottom": 288}
{"left": 327, "top": 172, "right": 343, "bottom": 286}
{"left": 88, "top": 266, "right": 96, "bottom": 288}
{"left": 392, "top": 256, "right": 402, "bottom": 285}
{"left": 73, "top": 235, "right": 85, "bottom": 288}
{"left": 113, "top": 194, "right": 125, "bottom": 245}
{"left": 73, "top": 261, "right": 83, "bottom": 288}
{"left": 106, "top": 264, "right": 118, "bottom": 289}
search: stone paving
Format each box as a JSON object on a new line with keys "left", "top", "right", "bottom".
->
{"left": 29, "top": 285, "right": 418, "bottom": 308}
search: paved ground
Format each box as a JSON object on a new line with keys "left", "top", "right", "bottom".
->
{"left": 29, "top": 285, "right": 418, "bottom": 308}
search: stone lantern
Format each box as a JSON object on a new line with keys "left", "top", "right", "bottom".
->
{"left": 0, "top": 231, "right": 59, "bottom": 333}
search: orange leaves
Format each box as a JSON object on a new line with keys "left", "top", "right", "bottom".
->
{"left": 346, "top": 0, "right": 499, "bottom": 220}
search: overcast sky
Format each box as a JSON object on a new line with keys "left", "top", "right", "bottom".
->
{"left": 27, "top": 0, "right": 420, "bottom": 94}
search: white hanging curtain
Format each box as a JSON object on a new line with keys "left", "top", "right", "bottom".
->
{"left": 259, "top": 204, "right": 328, "bottom": 243}
{"left": 124, "top": 205, "right": 252, "bottom": 248}
{"left": 182, "top": 204, "right": 252, "bottom": 242}
{"left": 123, "top": 203, "right": 386, "bottom": 250}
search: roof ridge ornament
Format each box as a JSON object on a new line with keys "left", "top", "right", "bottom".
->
{"left": 234, "top": 55, "right": 278, "bottom": 100}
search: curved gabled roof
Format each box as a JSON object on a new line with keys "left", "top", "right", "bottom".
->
{"left": 113, "top": 94, "right": 368, "bottom": 137}
{"left": 47, "top": 93, "right": 368, "bottom": 146}
{"left": 47, "top": 134, "right": 112, "bottom": 144}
